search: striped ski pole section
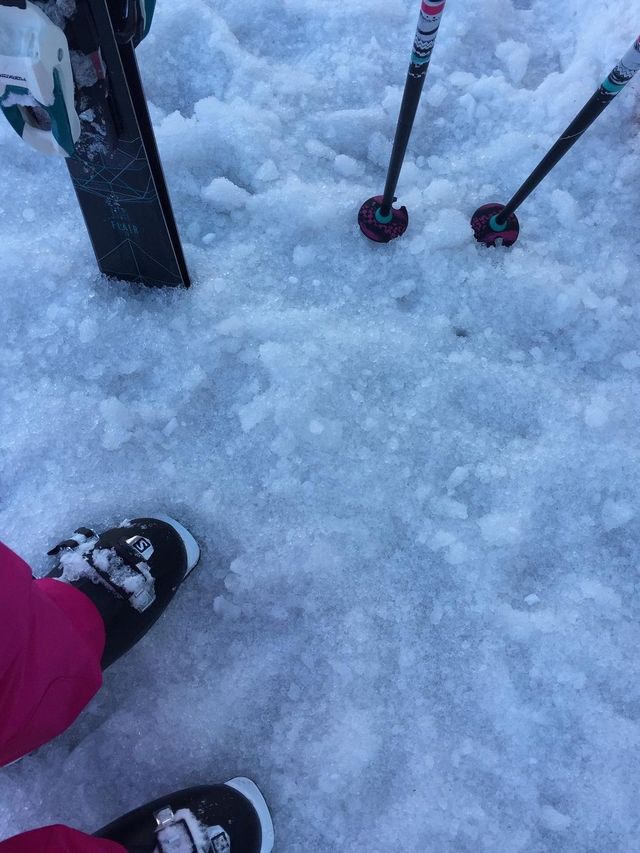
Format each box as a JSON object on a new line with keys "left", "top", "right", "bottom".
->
{"left": 472, "top": 34, "right": 640, "bottom": 247}
{"left": 358, "top": 0, "right": 447, "bottom": 243}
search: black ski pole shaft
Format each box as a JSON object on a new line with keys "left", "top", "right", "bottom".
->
{"left": 379, "top": 69, "right": 430, "bottom": 217}
{"left": 472, "top": 35, "right": 640, "bottom": 247}
{"left": 358, "top": 0, "right": 447, "bottom": 243}
{"left": 495, "top": 70, "right": 632, "bottom": 225}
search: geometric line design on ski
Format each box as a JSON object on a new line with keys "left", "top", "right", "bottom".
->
{"left": 72, "top": 137, "right": 157, "bottom": 204}
{"left": 98, "top": 239, "right": 181, "bottom": 282}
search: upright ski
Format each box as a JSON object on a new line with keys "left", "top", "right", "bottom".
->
{"left": 0, "top": 0, "right": 190, "bottom": 287}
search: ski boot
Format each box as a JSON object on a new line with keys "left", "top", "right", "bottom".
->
{"left": 47, "top": 515, "right": 200, "bottom": 669}
{"left": 95, "top": 779, "right": 275, "bottom": 853}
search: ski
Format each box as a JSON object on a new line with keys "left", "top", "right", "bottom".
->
{"left": 0, "top": 0, "right": 190, "bottom": 287}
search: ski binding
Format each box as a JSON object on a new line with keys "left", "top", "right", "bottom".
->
{"left": 0, "top": 0, "right": 80, "bottom": 156}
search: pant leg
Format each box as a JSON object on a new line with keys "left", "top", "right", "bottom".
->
{"left": 0, "top": 826, "right": 125, "bottom": 853}
{"left": 0, "top": 542, "right": 106, "bottom": 767}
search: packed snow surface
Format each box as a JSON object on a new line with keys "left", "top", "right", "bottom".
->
{"left": 1, "top": 0, "right": 640, "bottom": 850}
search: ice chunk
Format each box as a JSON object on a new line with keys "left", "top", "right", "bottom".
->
{"left": 201, "top": 177, "right": 251, "bottom": 212}
{"left": 334, "top": 154, "right": 364, "bottom": 177}
{"left": 255, "top": 159, "right": 279, "bottom": 182}
{"left": 584, "top": 395, "right": 613, "bottom": 428}
{"left": 293, "top": 245, "right": 315, "bottom": 267}
{"left": 601, "top": 499, "right": 635, "bottom": 532}
{"left": 495, "top": 40, "right": 531, "bottom": 84}
{"left": 540, "top": 805, "right": 572, "bottom": 832}
{"left": 478, "top": 512, "right": 522, "bottom": 546}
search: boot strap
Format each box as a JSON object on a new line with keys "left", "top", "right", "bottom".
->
{"left": 154, "top": 806, "right": 230, "bottom": 853}
{"left": 90, "top": 539, "right": 156, "bottom": 613}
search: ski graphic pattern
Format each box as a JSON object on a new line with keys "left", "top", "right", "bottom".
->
{"left": 71, "top": 139, "right": 158, "bottom": 205}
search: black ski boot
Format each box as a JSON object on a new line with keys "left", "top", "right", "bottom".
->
{"left": 94, "top": 778, "right": 275, "bottom": 853}
{"left": 47, "top": 515, "right": 200, "bottom": 669}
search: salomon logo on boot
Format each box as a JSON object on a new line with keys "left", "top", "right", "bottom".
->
{"left": 126, "top": 535, "right": 154, "bottom": 561}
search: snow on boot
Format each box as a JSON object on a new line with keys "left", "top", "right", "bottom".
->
{"left": 94, "top": 779, "right": 275, "bottom": 853}
{"left": 47, "top": 515, "right": 200, "bottom": 669}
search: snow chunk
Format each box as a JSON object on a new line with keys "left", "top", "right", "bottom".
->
{"left": 430, "top": 600, "right": 444, "bottom": 625}
{"left": 578, "top": 578, "right": 622, "bottom": 609}
{"left": 426, "top": 208, "right": 470, "bottom": 249}
{"left": 540, "top": 804, "right": 572, "bottom": 832}
{"left": 446, "top": 542, "right": 471, "bottom": 565}
{"left": 99, "top": 397, "right": 134, "bottom": 451}
{"left": 601, "top": 499, "right": 635, "bottom": 532}
{"left": 425, "top": 80, "right": 447, "bottom": 107}
{"left": 446, "top": 466, "right": 470, "bottom": 492}
{"left": 429, "top": 530, "right": 457, "bottom": 551}
{"left": 163, "top": 417, "right": 178, "bottom": 437}
{"left": 478, "top": 512, "right": 522, "bottom": 546}
{"left": 495, "top": 40, "right": 531, "bottom": 85}
{"left": 78, "top": 317, "right": 97, "bottom": 344}
{"left": 255, "top": 159, "right": 279, "bottom": 182}
{"left": 238, "top": 394, "right": 271, "bottom": 432}
{"left": 430, "top": 497, "right": 468, "bottom": 519}
{"left": 293, "top": 245, "right": 315, "bottom": 267}
{"left": 334, "top": 154, "right": 364, "bottom": 178}
{"left": 201, "top": 177, "right": 250, "bottom": 212}
{"left": 617, "top": 350, "right": 640, "bottom": 370}
{"left": 584, "top": 395, "right": 613, "bottom": 428}
{"left": 213, "top": 595, "right": 242, "bottom": 619}
{"left": 550, "top": 189, "right": 579, "bottom": 223}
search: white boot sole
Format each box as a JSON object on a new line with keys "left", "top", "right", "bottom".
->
{"left": 225, "top": 777, "right": 275, "bottom": 853}
{"left": 152, "top": 514, "right": 201, "bottom": 573}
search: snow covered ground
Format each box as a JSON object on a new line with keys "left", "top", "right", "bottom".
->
{"left": 2, "top": 0, "right": 640, "bottom": 849}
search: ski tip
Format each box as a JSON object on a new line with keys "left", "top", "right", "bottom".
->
{"left": 471, "top": 202, "right": 520, "bottom": 248}
{"left": 225, "top": 777, "right": 275, "bottom": 853}
{"left": 358, "top": 195, "right": 409, "bottom": 243}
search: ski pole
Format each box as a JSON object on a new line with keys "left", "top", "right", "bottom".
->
{"left": 358, "top": 0, "right": 447, "bottom": 243}
{"left": 471, "top": 34, "right": 640, "bottom": 247}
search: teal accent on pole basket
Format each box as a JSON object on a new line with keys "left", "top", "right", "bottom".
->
{"left": 375, "top": 207, "right": 394, "bottom": 224}
{"left": 489, "top": 215, "right": 507, "bottom": 233}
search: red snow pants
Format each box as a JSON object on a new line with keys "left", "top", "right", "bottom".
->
{"left": 0, "top": 828, "right": 123, "bottom": 853}
{"left": 0, "top": 542, "right": 125, "bottom": 852}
